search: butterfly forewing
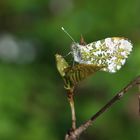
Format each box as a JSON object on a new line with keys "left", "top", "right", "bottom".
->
{"left": 71, "top": 37, "right": 133, "bottom": 73}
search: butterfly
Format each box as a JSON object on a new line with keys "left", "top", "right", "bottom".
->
{"left": 62, "top": 27, "right": 133, "bottom": 73}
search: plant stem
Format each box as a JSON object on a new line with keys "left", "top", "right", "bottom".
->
{"left": 67, "top": 88, "right": 76, "bottom": 130}
{"left": 138, "top": 95, "right": 140, "bottom": 116}
{"left": 65, "top": 76, "right": 140, "bottom": 140}
{"left": 70, "top": 96, "right": 76, "bottom": 130}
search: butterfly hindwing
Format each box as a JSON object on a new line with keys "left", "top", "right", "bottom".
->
{"left": 63, "top": 64, "right": 104, "bottom": 89}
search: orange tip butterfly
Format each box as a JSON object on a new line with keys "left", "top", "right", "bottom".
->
{"left": 61, "top": 27, "right": 133, "bottom": 73}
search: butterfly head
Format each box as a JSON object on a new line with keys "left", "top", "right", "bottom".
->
{"left": 71, "top": 43, "right": 82, "bottom": 63}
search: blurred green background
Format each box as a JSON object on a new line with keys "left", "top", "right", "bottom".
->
{"left": 0, "top": 0, "right": 140, "bottom": 140}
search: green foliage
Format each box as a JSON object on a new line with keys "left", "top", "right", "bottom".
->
{"left": 0, "top": 0, "right": 140, "bottom": 140}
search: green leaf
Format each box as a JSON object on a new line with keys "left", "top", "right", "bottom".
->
{"left": 55, "top": 54, "right": 69, "bottom": 77}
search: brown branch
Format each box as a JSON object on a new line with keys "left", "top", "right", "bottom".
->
{"left": 138, "top": 95, "right": 140, "bottom": 116}
{"left": 69, "top": 95, "right": 76, "bottom": 130}
{"left": 67, "top": 88, "right": 76, "bottom": 130}
{"left": 138, "top": 84, "right": 140, "bottom": 116}
{"left": 65, "top": 76, "right": 140, "bottom": 140}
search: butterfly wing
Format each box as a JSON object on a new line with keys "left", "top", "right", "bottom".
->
{"left": 55, "top": 54, "right": 104, "bottom": 89}
{"left": 64, "top": 64, "right": 104, "bottom": 89}
{"left": 72, "top": 37, "right": 133, "bottom": 73}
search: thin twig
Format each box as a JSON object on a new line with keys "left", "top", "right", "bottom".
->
{"left": 65, "top": 76, "right": 140, "bottom": 140}
{"left": 67, "top": 88, "right": 76, "bottom": 130}
{"left": 138, "top": 84, "right": 140, "bottom": 116}
{"left": 138, "top": 95, "right": 140, "bottom": 116}
{"left": 69, "top": 96, "right": 76, "bottom": 130}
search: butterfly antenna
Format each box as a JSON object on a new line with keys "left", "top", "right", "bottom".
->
{"left": 61, "top": 27, "right": 76, "bottom": 43}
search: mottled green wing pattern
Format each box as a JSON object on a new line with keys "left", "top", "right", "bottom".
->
{"left": 55, "top": 54, "right": 104, "bottom": 89}
{"left": 63, "top": 64, "right": 104, "bottom": 89}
